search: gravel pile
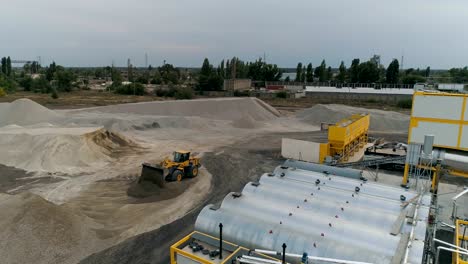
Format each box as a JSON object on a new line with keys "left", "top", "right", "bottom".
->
{"left": 296, "top": 104, "right": 409, "bottom": 132}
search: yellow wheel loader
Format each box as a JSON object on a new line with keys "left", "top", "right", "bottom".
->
{"left": 139, "top": 150, "right": 201, "bottom": 187}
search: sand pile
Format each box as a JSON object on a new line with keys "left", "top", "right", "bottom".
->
{"left": 0, "top": 192, "right": 101, "bottom": 264}
{"left": 72, "top": 97, "right": 280, "bottom": 122}
{"left": 0, "top": 128, "right": 136, "bottom": 173}
{"left": 297, "top": 104, "right": 409, "bottom": 132}
{"left": 0, "top": 99, "right": 63, "bottom": 126}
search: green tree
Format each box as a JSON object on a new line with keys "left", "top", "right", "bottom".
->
{"left": 337, "top": 61, "right": 346, "bottom": 82}
{"left": 295, "top": 62, "right": 303, "bottom": 82}
{"left": 198, "top": 58, "right": 222, "bottom": 91}
{"left": 301, "top": 66, "right": 306, "bottom": 82}
{"left": 386, "top": 59, "right": 400, "bottom": 83}
{"left": 94, "top": 68, "right": 104, "bottom": 79}
{"left": 284, "top": 76, "right": 291, "bottom": 82}
{"left": 31, "top": 76, "right": 51, "bottom": 93}
{"left": 349, "top": 59, "right": 360, "bottom": 83}
{"left": 20, "top": 76, "right": 33, "bottom": 91}
{"left": 200, "top": 58, "right": 212, "bottom": 77}
{"left": 30, "top": 61, "right": 39, "bottom": 74}
{"left": 357, "top": 61, "right": 380, "bottom": 83}
{"left": 306, "top": 63, "right": 313, "bottom": 82}
{"left": 401, "top": 74, "right": 426, "bottom": 85}
{"left": 425, "top": 66, "right": 431, "bottom": 78}
{"left": 315, "top": 60, "right": 327, "bottom": 82}
{"left": 6, "top": 56, "right": 12, "bottom": 76}
{"left": 46, "top": 62, "right": 57, "bottom": 81}
{"left": 55, "top": 69, "right": 76, "bottom": 92}
{"left": 1, "top": 57, "right": 6, "bottom": 75}
{"left": 111, "top": 68, "right": 123, "bottom": 86}
{"left": 218, "top": 60, "right": 225, "bottom": 79}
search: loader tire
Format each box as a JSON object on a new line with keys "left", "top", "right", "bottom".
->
{"left": 189, "top": 166, "right": 199, "bottom": 178}
{"left": 172, "top": 170, "right": 183, "bottom": 182}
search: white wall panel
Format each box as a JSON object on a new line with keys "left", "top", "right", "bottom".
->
{"left": 465, "top": 102, "right": 468, "bottom": 121}
{"left": 461, "top": 125, "right": 468, "bottom": 149}
{"left": 412, "top": 95, "right": 463, "bottom": 120}
{"left": 281, "top": 138, "right": 320, "bottom": 162}
{"left": 410, "top": 122, "right": 459, "bottom": 148}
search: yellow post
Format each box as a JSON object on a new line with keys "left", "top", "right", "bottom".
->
{"left": 402, "top": 163, "right": 410, "bottom": 186}
{"left": 431, "top": 170, "right": 437, "bottom": 193}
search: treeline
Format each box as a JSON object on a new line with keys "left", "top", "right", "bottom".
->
{"left": 197, "top": 57, "right": 282, "bottom": 91}
{"left": 292, "top": 55, "right": 431, "bottom": 85}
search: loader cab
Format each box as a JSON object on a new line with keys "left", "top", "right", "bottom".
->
{"left": 173, "top": 151, "right": 190, "bottom": 163}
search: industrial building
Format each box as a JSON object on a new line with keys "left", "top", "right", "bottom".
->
{"left": 194, "top": 165, "right": 431, "bottom": 264}
{"left": 171, "top": 91, "right": 468, "bottom": 264}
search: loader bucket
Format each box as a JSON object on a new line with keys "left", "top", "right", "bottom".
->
{"left": 140, "top": 163, "right": 166, "bottom": 188}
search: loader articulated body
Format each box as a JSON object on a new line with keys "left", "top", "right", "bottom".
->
{"left": 140, "top": 150, "right": 201, "bottom": 188}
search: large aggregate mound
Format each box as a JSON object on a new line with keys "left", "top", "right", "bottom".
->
{"left": 76, "top": 97, "right": 280, "bottom": 121}
{"left": 0, "top": 98, "right": 63, "bottom": 126}
{"left": 296, "top": 104, "right": 409, "bottom": 132}
{"left": 0, "top": 192, "right": 101, "bottom": 264}
{"left": 0, "top": 128, "right": 136, "bottom": 173}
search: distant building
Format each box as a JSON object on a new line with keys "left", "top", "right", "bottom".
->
{"left": 223, "top": 79, "right": 251, "bottom": 91}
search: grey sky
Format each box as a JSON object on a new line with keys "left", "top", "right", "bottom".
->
{"left": 1, "top": 0, "right": 467, "bottom": 68}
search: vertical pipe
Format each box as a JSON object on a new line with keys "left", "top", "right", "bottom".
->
{"left": 402, "top": 163, "right": 410, "bottom": 186}
{"left": 219, "top": 223, "right": 223, "bottom": 259}
{"left": 282, "top": 243, "right": 287, "bottom": 264}
{"left": 462, "top": 225, "right": 467, "bottom": 249}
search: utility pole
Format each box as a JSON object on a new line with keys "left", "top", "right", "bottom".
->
{"left": 401, "top": 52, "right": 404, "bottom": 71}
{"left": 145, "top": 53, "right": 148, "bottom": 68}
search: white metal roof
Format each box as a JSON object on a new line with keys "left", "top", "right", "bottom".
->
{"left": 195, "top": 166, "right": 431, "bottom": 264}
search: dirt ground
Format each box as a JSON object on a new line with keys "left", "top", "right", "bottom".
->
{"left": 0, "top": 90, "right": 161, "bottom": 109}
{"left": 79, "top": 130, "right": 411, "bottom": 264}
{"left": 262, "top": 97, "right": 412, "bottom": 115}
{"left": 0, "top": 96, "right": 431, "bottom": 264}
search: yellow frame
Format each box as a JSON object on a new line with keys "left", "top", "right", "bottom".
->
{"left": 319, "top": 114, "right": 369, "bottom": 163}
{"left": 170, "top": 231, "right": 280, "bottom": 264}
{"left": 403, "top": 92, "right": 468, "bottom": 185}
{"left": 454, "top": 219, "right": 468, "bottom": 264}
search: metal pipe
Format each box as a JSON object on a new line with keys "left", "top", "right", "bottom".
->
{"left": 440, "top": 222, "right": 455, "bottom": 229}
{"left": 402, "top": 192, "right": 423, "bottom": 263}
{"left": 452, "top": 188, "right": 468, "bottom": 219}
{"left": 241, "top": 255, "right": 284, "bottom": 264}
{"left": 433, "top": 238, "right": 468, "bottom": 253}
{"left": 281, "top": 243, "right": 286, "bottom": 264}
{"left": 254, "top": 249, "right": 374, "bottom": 264}
{"left": 219, "top": 223, "right": 223, "bottom": 259}
{"left": 282, "top": 160, "right": 363, "bottom": 180}
{"left": 435, "top": 246, "right": 468, "bottom": 264}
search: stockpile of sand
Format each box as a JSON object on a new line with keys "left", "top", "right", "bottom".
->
{"left": 0, "top": 99, "right": 63, "bottom": 126}
{"left": 296, "top": 104, "right": 410, "bottom": 132}
{"left": 72, "top": 97, "right": 280, "bottom": 122}
{"left": 0, "top": 192, "right": 102, "bottom": 264}
{"left": 0, "top": 128, "right": 136, "bottom": 173}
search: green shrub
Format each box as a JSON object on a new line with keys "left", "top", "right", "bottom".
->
{"left": 174, "top": 87, "right": 194, "bottom": 100}
{"left": 365, "top": 98, "right": 378, "bottom": 103}
{"left": 31, "top": 76, "right": 52, "bottom": 93}
{"left": 234, "top": 90, "right": 250, "bottom": 97}
{"left": 51, "top": 88, "right": 59, "bottom": 99}
{"left": 397, "top": 98, "right": 413, "bottom": 109}
{"left": 0, "top": 87, "right": 6, "bottom": 97}
{"left": 276, "top": 91, "right": 288, "bottom": 98}
{"left": 114, "top": 83, "right": 145, "bottom": 95}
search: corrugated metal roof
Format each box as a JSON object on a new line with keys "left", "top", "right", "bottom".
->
{"left": 195, "top": 166, "right": 431, "bottom": 264}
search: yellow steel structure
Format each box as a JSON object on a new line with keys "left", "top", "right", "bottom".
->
{"left": 319, "top": 114, "right": 370, "bottom": 163}
{"left": 454, "top": 219, "right": 468, "bottom": 264}
{"left": 402, "top": 92, "right": 468, "bottom": 187}
{"left": 170, "top": 231, "right": 280, "bottom": 264}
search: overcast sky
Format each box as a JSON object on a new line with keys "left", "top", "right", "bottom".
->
{"left": 1, "top": 0, "right": 467, "bottom": 68}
